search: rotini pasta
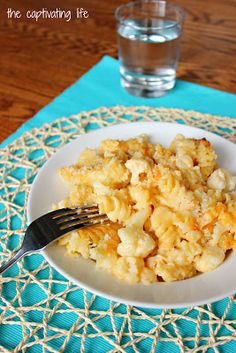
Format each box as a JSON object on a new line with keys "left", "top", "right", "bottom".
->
{"left": 57, "top": 134, "right": 236, "bottom": 284}
{"left": 97, "top": 194, "right": 133, "bottom": 224}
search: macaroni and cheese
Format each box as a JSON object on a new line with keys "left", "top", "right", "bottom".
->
{"left": 56, "top": 134, "right": 236, "bottom": 283}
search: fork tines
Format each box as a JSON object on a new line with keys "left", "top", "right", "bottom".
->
{"left": 51, "top": 205, "right": 99, "bottom": 219}
{"left": 52, "top": 205, "right": 109, "bottom": 231}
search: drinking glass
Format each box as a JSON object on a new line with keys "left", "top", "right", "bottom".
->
{"left": 115, "top": 0, "right": 186, "bottom": 97}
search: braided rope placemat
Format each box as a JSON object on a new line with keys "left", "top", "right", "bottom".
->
{"left": 0, "top": 106, "right": 236, "bottom": 353}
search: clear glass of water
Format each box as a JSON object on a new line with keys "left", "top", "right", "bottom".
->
{"left": 115, "top": 0, "right": 186, "bottom": 98}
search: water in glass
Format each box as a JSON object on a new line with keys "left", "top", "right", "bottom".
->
{"left": 118, "top": 19, "right": 181, "bottom": 97}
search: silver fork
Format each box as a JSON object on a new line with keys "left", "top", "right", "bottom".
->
{"left": 0, "top": 205, "right": 108, "bottom": 274}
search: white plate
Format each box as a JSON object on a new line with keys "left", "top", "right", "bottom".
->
{"left": 27, "top": 122, "right": 236, "bottom": 308}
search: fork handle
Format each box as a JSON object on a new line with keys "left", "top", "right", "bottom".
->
{"left": 0, "top": 247, "right": 26, "bottom": 274}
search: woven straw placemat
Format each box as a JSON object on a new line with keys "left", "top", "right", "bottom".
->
{"left": 0, "top": 106, "right": 236, "bottom": 353}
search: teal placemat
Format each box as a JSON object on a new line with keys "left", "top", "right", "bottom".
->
{"left": 0, "top": 56, "right": 236, "bottom": 353}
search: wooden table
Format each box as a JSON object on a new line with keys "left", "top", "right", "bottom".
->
{"left": 1, "top": 0, "right": 236, "bottom": 143}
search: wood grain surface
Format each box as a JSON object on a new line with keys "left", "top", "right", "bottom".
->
{"left": 0, "top": 0, "right": 236, "bottom": 142}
